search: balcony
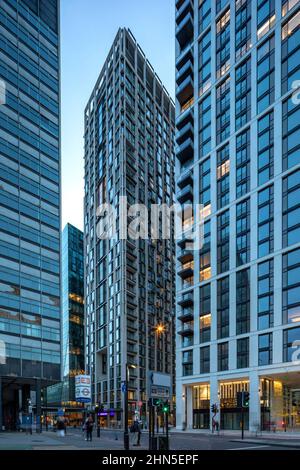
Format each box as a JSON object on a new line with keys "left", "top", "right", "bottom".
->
{"left": 176, "top": 58, "right": 193, "bottom": 87}
{"left": 127, "top": 258, "right": 137, "bottom": 273}
{"left": 176, "top": 137, "right": 193, "bottom": 164}
{"left": 177, "top": 247, "right": 193, "bottom": 263}
{"left": 176, "top": 105, "right": 193, "bottom": 131}
{"left": 177, "top": 292, "right": 194, "bottom": 307}
{"left": 178, "top": 308, "right": 194, "bottom": 322}
{"left": 177, "top": 168, "right": 193, "bottom": 189}
{"left": 178, "top": 321, "right": 194, "bottom": 336}
{"left": 176, "top": 75, "right": 193, "bottom": 106}
{"left": 177, "top": 184, "right": 193, "bottom": 204}
{"left": 176, "top": 12, "right": 194, "bottom": 49}
{"left": 127, "top": 293, "right": 137, "bottom": 307}
{"left": 126, "top": 244, "right": 137, "bottom": 260}
{"left": 176, "top": 0, "right": 193, "bottom": 25}
{"left": 127, "top": 319, "right": 138, "bottom": 331}
{"left": 177, "top": 229, "right": 193, "bottom": 248}
{"left": 176, "top": 0, "right": 186, "bottom": 9}
{"left": 176, "top": 44, "right": 193, "bottom": 71}
{"left": 176, "top": 120, "right": 193, "bottom": 146}
{"left": 178, "top": 261, "right": 194, "bottom": 278}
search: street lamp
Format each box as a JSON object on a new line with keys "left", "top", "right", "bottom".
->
{"left": 124, "top": 363, "right": 136, "bottom": 450}
{"left": 155, "top": 324, "right": 165, "bottom": 335}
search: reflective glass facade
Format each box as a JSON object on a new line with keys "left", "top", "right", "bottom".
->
{"left": 61, "top": 223, "right": 84, "bottom": 403}
{"left": 0, "top": 0, "right": 60, "bottom": 430}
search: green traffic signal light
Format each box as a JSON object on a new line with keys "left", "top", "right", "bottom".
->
{"left": 162, "top": 401, "right": 169, "bottom": 413}
{"left": 242, "top": 391, "right": 250, "bottom": 407}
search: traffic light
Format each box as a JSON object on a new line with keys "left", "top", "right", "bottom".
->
{"left": 162, "top": 401, "right": 169, "bottom": 413}
{"left": 242, "top": 391, "right": 250, "bottom": 408}
{"left": 153, "top": 398, "right": 161, "bottom": 408}
{"left": 237, "top": 391, "right": 250, "bottom": 408}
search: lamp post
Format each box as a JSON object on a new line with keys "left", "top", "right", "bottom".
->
{"left": 124, "top": 363, "right": 136, "bottom": 450}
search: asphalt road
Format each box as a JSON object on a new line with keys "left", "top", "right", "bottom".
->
{"left": 0, "top": 428, "right": 298, "bottom": 450}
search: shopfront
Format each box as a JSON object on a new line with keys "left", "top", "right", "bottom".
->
{"left": 220, "top": 380, "right": 249, "bottom": 430}
{"left": 192, "top": 384, "right": 210, "bottom": 429}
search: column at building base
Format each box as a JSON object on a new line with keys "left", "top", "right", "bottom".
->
{"left": 175, "top": 382, "right": 186, "bottom": 430}
{"left": 210, "top": 376, "right": 219, "bottom": 432}
{"left": 249, "top": 372, "right": 261, "bottom": 433}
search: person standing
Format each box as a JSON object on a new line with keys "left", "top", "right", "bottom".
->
{"left": 57, "top": 417, "right": 65, "bottom": 437}
{"left": 132, "top": 419, "right": 141, "bottom": 447}
{"left": 85, "top": 415, "right": 94, "bottom": 442}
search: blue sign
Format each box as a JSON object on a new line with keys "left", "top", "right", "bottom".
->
{"left": 121, "top": 383, "right": 127, "bottom": 393}
{"left": 57, "top": 408, "right": 64, "bottom": 417}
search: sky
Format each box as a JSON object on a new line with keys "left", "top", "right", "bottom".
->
{"left": 61, "top": 0, "right": 175, "bottom": 231}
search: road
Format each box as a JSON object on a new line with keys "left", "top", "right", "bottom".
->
{"left": 0, "top": 428, "right": 298, "bottom": 450}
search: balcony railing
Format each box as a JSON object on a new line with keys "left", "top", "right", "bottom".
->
{"left": 176, "top": 137, "right": 193, "bottom": 164}
{"left": 177, "top": 168, "right": 193, "bottom": 189}
{"left": 177, "top": 247, "right": 193, "bottom": 264}
{"left": 178, "top": 322, "right": 194, "bottom": 336}
{"left": 176, "top": 44, "right": 193, "bottom": 71}
{"left": 176, "top": 11, "right": 194, "bottom": 49}
{"left": 176, "top": 105, "right": 193, "bottom": 130}
{"left": 177, "top": 184, "right": 193, "bottom": 204}
{"left": 176, "top": 0, "right": 193, "bottom": 25}
{"left": 176, "top": 121, "right": 193, "bottom": 146}
{"left": 177, "top": 292, "right": 194, "bottom": 306}
{"left": 176, "top": 59, "right": 193, "bottom": 86}
{"left": 176, "top": 75, "right": 193, "bottom": 106}
{"left": 178, "top": 308, "right": 194, "bottom": 322}
{"left": 178, "top": 261, "right": 194, "bottom": 278}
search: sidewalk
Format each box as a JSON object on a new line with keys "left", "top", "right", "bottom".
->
{"left": 170, "top": 428, "right": 300, "bottom": 439}
{"left": 0, "top": 429, "right": 148, "bottom": 451}
{"left": 231, "top": 438, "right": 300, "bottom": 449}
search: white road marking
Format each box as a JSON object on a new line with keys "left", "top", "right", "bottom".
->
{"left": 229, "top": 445, "right": 270, "bottom": 450}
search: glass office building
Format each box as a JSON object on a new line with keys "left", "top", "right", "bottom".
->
{"left": 61, "top": 223, "right": 84, "bottom": 404}
{"left": 0, "top": 0, "right": 61, "bottom": 430}
{"left": 84, "top": 28, "right": 175, "bottom": 427}
{"left": 175, "top": 0, "right": 300, "bottom": 432}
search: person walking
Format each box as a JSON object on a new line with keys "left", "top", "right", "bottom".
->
{"left": 132, "top": 419, "right": 141, "bottom": 447}
{"left": 85, "top": 415, "right": 94, "bottom": 442}
{"left": 57, "top": 417, "right": 65, "bottom": 437}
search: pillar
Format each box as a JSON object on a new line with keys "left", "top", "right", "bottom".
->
{"left": 36, "top": 379, "right": 41, "bottom": 433}
{"left": 0, "top": 377, "right": 3, "bottom": 432}
{"left": 249, "top": 372, "right": 261, "bottom": 433}
{"left": 210, "top": 376, "right": 219, "bottom": 432}
{"left": 175, "top": 381, "right": 185, "bottom": 430}
{"left": 186, "top": 386, "right": 193, "bottom": 430}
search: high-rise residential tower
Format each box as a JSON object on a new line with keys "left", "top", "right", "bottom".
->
{"left": 175, "top": 0, "right": 300, "bottom": 432}
{"left": 0, "top": 0, "right": 61, "bottom": 430}
{"left": 84, "top": 28, "right": 175, "bottom": 426}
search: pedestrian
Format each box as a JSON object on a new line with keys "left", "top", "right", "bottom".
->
{"left": 85, "top": 414, "right": 94, "bottom": 442}
{"left": 64, "top": 418, "right": 68, "bottom": 435}
{"left": 132, "top": 419, "right": 141, "bottom": 447}
{"left": 57, "top": 417, "right": 65, "bottom": 437}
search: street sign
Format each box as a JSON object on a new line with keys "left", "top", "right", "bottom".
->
{"left": 121, "top": 382, "right": 127, "bottom": 393}
{"left": 58, "top": 408, "right": 64, "bottom": 417}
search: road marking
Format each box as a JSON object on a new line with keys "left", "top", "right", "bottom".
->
{"left": 229, "top": 445, "right": 269, "bottom": 450}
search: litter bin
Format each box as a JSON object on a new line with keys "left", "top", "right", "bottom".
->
{"left": 158, "top": 436, "right": 169, "bottom": 450}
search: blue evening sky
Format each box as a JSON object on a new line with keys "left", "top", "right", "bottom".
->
{"left": 61, "top": 0, "right": 175, "bottom": 230}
